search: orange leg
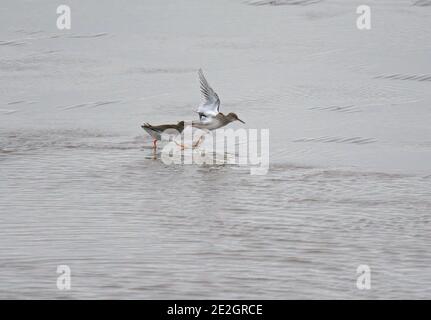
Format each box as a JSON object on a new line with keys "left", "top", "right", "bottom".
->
{"left": 174, "top": 141, "right": 187, "bottom": 150}
{"left": 192, "top": 135, "right": 204, "bottom": 148}
{"left": 153, "top": 139, "right": 157, "bottom": 149}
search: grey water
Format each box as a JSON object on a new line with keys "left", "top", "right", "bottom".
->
{"left": 1, "top": 0, "right": 430, "bottom": 299}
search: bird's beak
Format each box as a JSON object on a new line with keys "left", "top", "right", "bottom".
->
{"left": 237, "top": 118, "right": 245, "bottom": 124}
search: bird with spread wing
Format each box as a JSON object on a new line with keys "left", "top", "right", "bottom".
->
{"left": 141, "top": 69, "right": 244, "bottom": 150}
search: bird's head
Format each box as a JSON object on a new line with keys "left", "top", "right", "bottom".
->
{"left": 226, "top": 113, "right": 245, "bottom": 124}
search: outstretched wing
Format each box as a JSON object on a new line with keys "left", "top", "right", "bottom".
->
{"left": 197, "top": 69, "right": 220, "bottom": 120}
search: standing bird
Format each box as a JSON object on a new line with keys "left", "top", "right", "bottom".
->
{"left": 141, "top": 121, "right": 184, "bottom": 150}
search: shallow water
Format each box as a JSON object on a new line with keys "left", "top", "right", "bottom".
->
{"left": 1, "top": 0, "right": 431, "bottom": 299}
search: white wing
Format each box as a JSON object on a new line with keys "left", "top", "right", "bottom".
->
{"left": 196, "top": 69, "right": 220, "bottom": 120}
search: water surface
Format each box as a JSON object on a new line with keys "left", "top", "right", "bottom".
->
{"left": 1, "top": 0, "right": 430, "bottom": 299}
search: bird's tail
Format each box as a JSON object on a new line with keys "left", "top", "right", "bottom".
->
{"left": 141, "top": 122, "right": 152, "bottom": 129}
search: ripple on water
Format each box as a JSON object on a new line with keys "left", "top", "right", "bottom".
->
{"left": 0, "top": 129, "right": 132, "bottom": 154}
{"left": 293, "top": 136, "right": 377, "bottom": 145}
{"left": 375, "top": 74, "right": 431, "bottom": 82}
{"left": 414, "top": 0, "right": 431, "bottom": 7}
{"left": 246, "top": 0, "right": 323, "bottom": 6}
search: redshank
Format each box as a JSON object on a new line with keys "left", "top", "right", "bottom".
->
{"left": 141, "top": 121, "right": 184, "bottom": 150}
